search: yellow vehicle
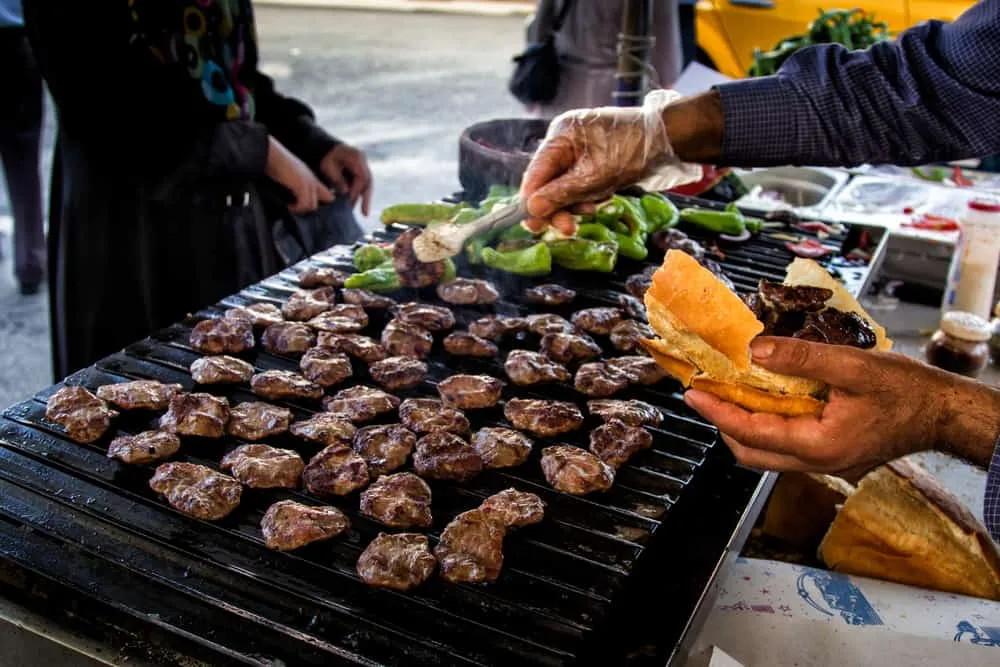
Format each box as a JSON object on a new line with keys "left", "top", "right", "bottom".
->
{"left": 695, "top": 0, "right": 973, "bottom": 78}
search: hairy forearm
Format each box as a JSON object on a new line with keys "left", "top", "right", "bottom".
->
{"left": 935, "top": 375, "right": 1000, "bottom": 469}
{"left": 661, "top": 91, "right": 723, "bottom": 165}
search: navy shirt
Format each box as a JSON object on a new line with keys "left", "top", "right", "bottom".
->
{"left": 0, "top": 0, "right": 23, "bottom": 28}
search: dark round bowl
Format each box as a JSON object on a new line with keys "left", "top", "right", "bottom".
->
{"left": 458, "top": 118, "right": 550, "bottom": 202}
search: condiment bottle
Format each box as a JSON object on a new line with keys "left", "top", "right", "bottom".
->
{"left": 990, "top": 300, "right": 1000, "bottom": 365}
{"left": 942, "top": 199, "right": 1000, "bottom": 319}
{"left": 925, "top": 311, "right": 990, "bottom": 377}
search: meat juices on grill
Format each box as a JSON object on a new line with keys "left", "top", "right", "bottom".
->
{"left": 224, "top": 302, "right": 283, "bottom": 329}
{"left": 159, "top": 393, "right": 229, "bottom": 439}
{"left": 526, "top": 313, "right": 576, "bottom": 336}
{"left": 189, "top": 317, "right": 254, "bottom": 355}
{"left": 539, "top": 332, "right": 602, "bottom": 365}
{"left": 357, "top": 533, "right": 437, "bottom": 591}
{"left": 226, "top": 402, "right": 292, "bottom": 441}
{"left": 220, "top": 444, "right": 304, "bottom": 489}
{"left": 307, "top": 304, "right": 369, "bottom": 333}
{"left": 149, "top": 462, "right": 241, "bottom": 520}
{"left": 360, "top": 472, "right": 432, "bottom": 528}
{"left": 504, "top": 399, "right": 584, "bottom": 437}
{"left": 352, "top": 424, "right": 416, "bottom": 477}
{"left": 190, "top": 355, "right": 255, "bottom": 385}
{"left": 442, "top": 331, "right": 498, "bottom": 358}
{"left": 250, "top": 370, "right": 323, "bottom": 401}
{"left": 300, "top": 347, "right": 353, "bottom": 388}
{"left": 609, "top": 320, "right": 655, "bottom": 354}
{"left": 322, "top": 386, "right": 400, "bottom": 422}
{"left": 471, "top": 427, "right": 533, "bottom": 469}
{"left": 436, "top": 278, "right": 500, "bottom": 305}
{"left": 480, "top": 489, "right": 545, "bottom": 529}
{"left": 589, "top": 419, "right": 653, "bottom": 468}
{"left": 369, "top": 356, "right": 428, "bottom": 391}
{"left": 298, "top": 266, "right": 348, "bottom": 288}
{"left": 393, "top": 228, "right": 446, "bottom": 288}
{"left": 261, "top": 321, "right": 317, "bottom": 356}
{"left": 435, "top": 509, "right": 505, "bottom": 584}
{"left": 289, "top": 413, "right": 357, "bottom": 446}
{"left": 574, "top": 361, "right": 630, "bottom": 397}
{"left": 468, "top": 315, "right": 528, "bottom": 341}
{"left": 606, "top": 355, "right": 667, "bottom": 385}
{"left": 318, "top": 332, "right": 387, "bottom": 364}
{"left": 96, "top": 380, "right": 182, "bottom": 411}
{"left": 107, "top": 430, "right": 181, "bottom": 465}
{"left": 413, "top": 432, "right": 483, "bottom": 482}
{"left": 392, "top": 302, "right": 456, "bottom": 332}
{"left": 571, "top": 307, "right": 625, "bottom": 336}
{"left": 340, "top": 288, "right": 396, "bottom": 309}
{"left": 437, "top": 374, "right": 503, "bottom": 409}
{"left": 523, "top": 284, "right": 576, "bottom": 307}
{"left": 261, "top": 500, "right": 350, "bottom": 551}
{"left": 381, "top": 319, "right": 434, "bottom": 359}
{"left": 302, "top": 445, "right": 370, "bottom": 496}
{"left": 617, "top": 293, "right": 647, "bottom": 322}
{"left": 281, "top": 287, "right": 337, "bottom": 321}
{"left": 587, "top": 399, "right": 663, "bottom": 428}
{"left": 540, "top": 446, "right": 615, "bottom": 496}
{"left": 504, "top": 349, "right": 571, "bottom": 386}
{"left": 399, "top": 398, "right": 470, "bottom": 435}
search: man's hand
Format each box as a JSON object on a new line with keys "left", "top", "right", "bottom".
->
{"left": 266, "top": 136, "right": 333, "bottom": 214}
{"left": 683, "top": 336, "right": 1000, "bottom": 480}
{"left": 319, "top": 144, "right": 373, "bottom": 217}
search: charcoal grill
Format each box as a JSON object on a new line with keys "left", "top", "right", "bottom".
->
{"left": 0, "top": 195, "right": 887, "bottom": 666}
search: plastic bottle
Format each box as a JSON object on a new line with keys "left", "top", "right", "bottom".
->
{"left": 942, "top": 199, "right": 1000, "bottom": 319}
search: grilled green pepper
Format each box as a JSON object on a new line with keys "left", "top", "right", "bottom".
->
{"left": 353, "top": 243, "right": 391, "bottom": 272}
{"left": 548, "top": 239, "right": 618, "bottom": 272}
{"left": 595, "top": 198, "right": 625, "bottom": 226}
{"left": 449, "top": 207, "right": 484, "bottom": 224}
{"left": 616, "top": 195, "right": 650, "bottom": 234}
{"left": 679, "top": 206, "right": 746, "bottom": 236}
{"left": 576, "top": 223, "right": 617, "bottom": 244}
{"left": 481, "top": 243, "right": 552, "bottom": 277}
{"left": 640, "top": 193, "right": 679, "bottom": 231}
{"left": 441, "top": 258, "right": 457, "bottom": 283}
{"left": 381, "top": 203, "right": 461, "bottom": 226}
{"left": 498, "top": 223, "right": 534, "bottom": 242}
{"left": 614, "top": 230, "right": 648, "bottom": 261}
{"left": 343, "top": 264, "right": 402, "bottom": 292}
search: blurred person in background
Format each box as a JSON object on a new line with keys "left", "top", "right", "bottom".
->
{"left": 524, "top": 0, "right": 683, "bottom": 118}
{"left": 25, "top": 0, "right": 372, "bottom": 379}
{"left": 0, "top": 0, "right": 45, "bottom": 296}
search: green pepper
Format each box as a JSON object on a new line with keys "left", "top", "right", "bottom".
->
{"left": 640, "top": 193, "right": 679, "bottom": 231}
{"left": 576, "top": 222, "right": 617, "bottom": 244}
{"left": 343, "top": 265, "right": 402, "bottom": 292}
{"left": 547, "top": 239, "right": 618, "bottom": 272}
{"left": 481, "top": 243, "right": 552, "bottom": 277}
{"left": 679, "top": 206, "right": 746, "bottom": 235}
{"left": 442, "top": 258, "right": 457, "bottom": 283}
{"left": 380, "top": 202, "right": 460, "bottom": 226}
{"left": 497, "top": 223, "right": 534, "bottom": 242}
{"left": 449, "top": 207, "right": 484, "bottom": 224}
{"left": 464, "top": 233, "right": 491, "bottom": 264}
{"left": 353, "top": 243, "right": 392, "bottom": 272}
{"left": 595, "top": 198, "right": 625, "bottom": 226}
{"left": 615, "top": 195, "right": 650, "bottom": 234}
{"left": 613, "top": 231, "right": 648, "bottom": 261}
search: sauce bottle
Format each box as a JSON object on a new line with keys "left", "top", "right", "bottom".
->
{"left": 925, "top": 311, "right": 990, "bottom": 377}
{"left": 942, "top": 199, "right": 1000, "bottom": 319}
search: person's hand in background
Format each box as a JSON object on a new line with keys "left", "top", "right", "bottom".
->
{"left": 266, "top": 136, "right": 333, "bottom": 214}
{"left": 320, "top": 143, "right": 373, "bottom": 217}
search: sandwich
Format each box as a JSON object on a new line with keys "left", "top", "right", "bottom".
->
{"left": 641, "top": 249, "right": 891, "bottom": 417}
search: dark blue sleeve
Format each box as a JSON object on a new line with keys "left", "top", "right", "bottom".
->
{"left": 986, "top": 438, "right": 1000, "bottom": 542}
{"left": 714, "top": 0, "right": 1000, "bottom": 167}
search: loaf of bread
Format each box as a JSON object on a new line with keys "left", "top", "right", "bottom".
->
{"left": 761, "top": 472, "right": 855, "bottom": 551}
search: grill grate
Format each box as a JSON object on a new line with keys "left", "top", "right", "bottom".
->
{"left": 0, "top": 197, "right": 885, "bottom": 666}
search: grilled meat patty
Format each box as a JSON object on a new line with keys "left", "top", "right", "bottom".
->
{"left": 480, "top": 489, "right": 545, "bottom": 529}
{"left": 468, "top": 315, "right": 528, "bottom": 341}
{"left": 159, "top": 393, "right": 229, "bottom": 438}
{"left": 45, "top": 386, "right": 118, "bottom": 444}
{"left": 352, "top": 424, "right": 416, "bottom": 477}
{"left": 539, "top": 332, "right": 602, "bottom": 365}
{"left": 357, "top": 533, "right": 437, "bottom": 591}
{"left": 574, "top": 361, "right": 630, "bottom": 397}
{"left": 393, "top": 228, "right": 446, "bottom": 288}
{"left": 189, "top": 317, "right": 254, "bottom": 355}
{"left": 300, "top": 347, "right": 353, "bottom": 388}
{"left": 437, "top": 374, "right": 503, "bottom": 409}
{"left": 318, "top": 333, "right": 387, "bottom": 364}
{"left": 392, "top": 302, "right": 456, "bottom": 332}
{"left": 413, "top": 432, "right": 482, "bottom": 482}
{"left": 540, "top": 446, "right": 615, "bottom": 495}
{"left": 307, "top": 304, "right": 369, "bottom": 333}
{"left": 261, "top": 321, "right": 316, "bottom": 356}
{"left": 399, "top": 398, "right": 470, "bottom": 435}
{"left": 261, "top": 500, "right": 349, "bottom": 551}
{"left": 471, "top": 427, "right": 533, "bottom": 469}
{"left": 571, "top": 307, "right": 625, "bottom": 336}
{"left": 442, "top": 331, "right": 498, "bottom": 358}
{"left": 436, "top": 278, "right": 499, "bottom": 305}
{"left": 341, "top": 288, "right": 395, "bottom": 309}
{"left": 606, "top": 356, "right": 667, "bottom": 385}
{"left": 523, "top": 284, "right": 575, "bottom": 307}
{"left": 250, "top": 370, "right": 323, "bottom": 401}
{"left": 625, "top": 265, "right": 657, "bottom": 299}
{"left": 226, "top": 402, "right": 292, "bottom": 441}
{"left": 302, "top": 444, "right": 370, "bottom": 496}
{"left": 504, "top": 349, "right": 571, "bottom": 386}
{"left": 107, "top": 430, "right": 181, "bottom": 465}
{"left": 220, "top": 444, "right": 304, "bottom": 489}
{"left": 360, "top": 472, "right": 432, "bottom": 529}
{"left": 149, "top": 462, "right": 241, "bottom": 520}
{"left": 224, "top": 302, "right": 283, "bottom": 329}
{"left": 322, "top": 385, "right": 400, "bottom": 422}
{"left": 797, "top": 308, "right": 877, "bottom": 348}
{"left": 435, "top": 509, "right": 505, "bottom": 584}
{"left": 96, "top": 380, "right": 182, "bottom": 411}
{"left": 748, "top": 280, "right": 877, "bottom": 348}
{"left": 504, "top": 399, "right": 583, "bottom": 437}
{"left": 587, "top": 399, "right": 663, "bottom": 427}
{"left": 609, "top": 319, "right": 655, "bottom": 354}
{"left": 589, "top": 419, "right": 652, "bottom": 468}
{"left": 381, "top": 319, "right": 434, "bottom": 359}
{"left": 289, "top": 413, "right": 357, "bottom": 446}
{"left": 617, "top": 293, "right": 647, "bottom": 322}
{"left": 369, "top": 356, "right": 428, "bottom": 391}
{"left": 526, "top": 313, "right": 576, "bottom": 336}
{"left": 190, "top": 355, "right": 255, "bottom": 384}
{"left": 298, "top": 266, "right": 348, "bottom": 288}
{"left": 281, "top": 287, "right": 336, "bottom": 321}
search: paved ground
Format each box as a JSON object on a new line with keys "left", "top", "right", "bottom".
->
{"left": 0, "top": 7, "right": 524, "bottom": 406}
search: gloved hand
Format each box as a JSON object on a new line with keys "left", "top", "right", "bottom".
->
{"left": 520, "top": 90, "right": 702, "bottom": 235}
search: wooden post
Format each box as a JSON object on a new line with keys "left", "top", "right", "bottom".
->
{"left": 613, "top": 0, "right": 654, "bottom": 107}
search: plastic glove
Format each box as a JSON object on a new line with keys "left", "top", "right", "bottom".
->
{"left": 520, "top": 89, "right": 702, "bottom": 235}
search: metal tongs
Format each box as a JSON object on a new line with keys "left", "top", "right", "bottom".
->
{"left": 412, "top": 197, "right": 527, "bottom": 263}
